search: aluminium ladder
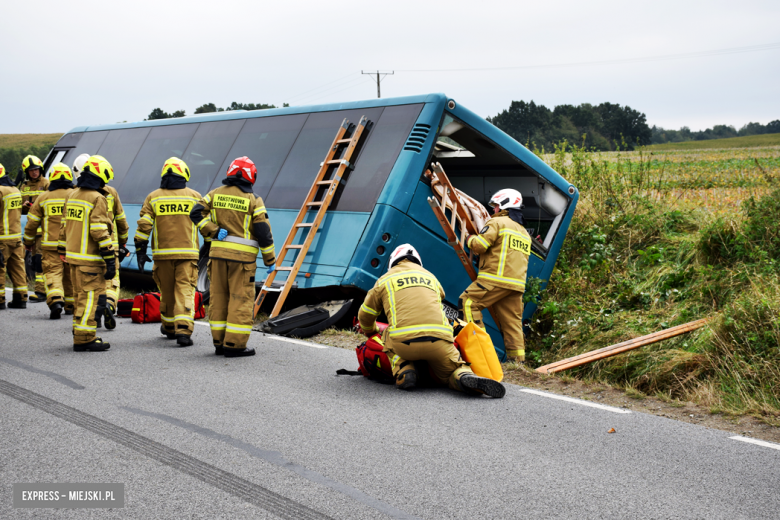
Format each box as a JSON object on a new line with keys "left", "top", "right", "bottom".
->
{"left": 426, "top": 162, "right": 502, "bottom": 331}
{"left": 253, "top": 116, "right": 369, "bottom": 319}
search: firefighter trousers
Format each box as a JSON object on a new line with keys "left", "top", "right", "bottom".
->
{"left": 384, "top": 337, "right": 472, "bottom": 391}
{"left": 459, "top": 280, "right": 525, "bottom": 360}
{"left": 104, "top": 251, "right": 120, "bottom": 311}
{"left": 33, "top": 236, "right": 44, "bottom": 294}
{"left": 42, "top": 249, "right": 72, "bottom": 308}
{"left": 207, "top": 259, "right": 255, "bottom": 350}
{"left": 70, "top": 264, "right": 107, "bottom": 345}
{"left": 153, "top": 259, "right": 198, "bottom": 337}
{"left": 0, "top": 240, "right": 28, "bottom": 304}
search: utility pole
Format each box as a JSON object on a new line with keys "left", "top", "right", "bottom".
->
{"left": 361, "top": 70, "right": 394, "bottom": 98}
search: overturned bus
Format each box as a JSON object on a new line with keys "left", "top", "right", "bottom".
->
{"left": 42, "top": 94, "right": 578, "bottom": 359}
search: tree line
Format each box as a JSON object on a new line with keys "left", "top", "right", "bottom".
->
{"left": 487, "top": 100, "right": 779, "bottom": 151}
{"left": 146, "top": 102, "right": 289, "bottom": 120}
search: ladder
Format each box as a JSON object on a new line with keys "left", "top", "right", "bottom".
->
{"left": 426, "top": 162, "right": 502, "bottom": 331}
{"left": 253, "top": 116, "right": 369, "bottom": 319}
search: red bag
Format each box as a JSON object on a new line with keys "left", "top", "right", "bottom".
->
{"left": 131, "top": 293, "right": 161, "bottom": 323}
{"left": 193, "top": 291, "right": 206, "bottom": 320}
{"left": 354, "top": 335, "right": 395, "bottom": 384}
{"left": 116, "top": 298, "right": 134, "bottom": 318}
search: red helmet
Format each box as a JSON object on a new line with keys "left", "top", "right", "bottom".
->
{"left": 226, "top": 156, "right": 258, "bottom": 185}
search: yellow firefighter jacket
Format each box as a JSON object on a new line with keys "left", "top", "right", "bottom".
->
{"left": 467, "top": 210, "right": 531, "bottom": 292}
{"left": 358, "top": 259, "right": 453, "bottom": 343}
{"left": 193, "top": 186, "right": 275, "bottom": 265}
{"left": 0, "top": 186, "right": 23, "bottom": 242}
{"left": 57, "top": 188, "right": 113, "bottom": 266}
{"left": 104, "top": 185, "right": 129, "bottom": 247}
{"left": 21, "top": 176, "right": 49, "bottom": 236}
{"left": 135, "top": 187, "right": 202, "bottom": 260}
{"left": 23, "top": 188, "right": 71, "bottom": 250}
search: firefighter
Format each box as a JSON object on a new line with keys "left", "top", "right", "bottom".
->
{"left": 460, "top": 189, "right": 531, "bottom": 363}
{"left": 73, "top": 153, "right": 128, "bottom": 329}
{"left": 57, "top": 155, "right": 115, "bottom": 352}
{"left": 19, "top": 155, "right": 50, "bottom": 302}
{"left": 0, "top": 163, "right": 28, "bottom": 309}
{"left": 22, "top": 163, "right": 74, "bottom": 319}
{"left": 135, "top": 158, "right": 202, "bottom": 347}
{"left": 357, "top": 244, "right": 505, "bottom": 398}
{"left": 189, "top": 156, "right": 275, "bottom": 357}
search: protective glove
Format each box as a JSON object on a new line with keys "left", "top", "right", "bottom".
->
{"left": 135, "top": 240, "right": 151, "bottom": 272}
{"left": 117, "top": 243, "right": 130, "bottom": 262}
{"left": 102, "top": 250, "right": 116, "bottom": 280}
{"left": 266, "top": 264, "right": 276, "bottom": 275}
{"left": 216, "top": 228, "right": 228, "bottom": 241}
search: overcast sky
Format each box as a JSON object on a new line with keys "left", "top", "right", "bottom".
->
{"left": 2, "top": 0, "right": 779, "bottom": 134}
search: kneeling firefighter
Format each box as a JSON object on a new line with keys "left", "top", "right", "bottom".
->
{"left": 357, "top": 244, "right": 505, "bottom": 398}
{"left": 0, "top": 163, "right": 28, "bottom": 309}
{"left": 19, "top": 155, "right": 50, "bottom": 302}
{"left": 460, "top": 189, "right": 531, "bottom": 363}
{"left": 23, "top": 163, "right": 74, "bottom": 319}
{"left": 57, "top": 155, "right": 115, "bottom": 352}
{"left": 135, "top": 157, "right": 202, "bottom": 347}
{"left": 189, "top": 156, "right": 275, "bottom": 357}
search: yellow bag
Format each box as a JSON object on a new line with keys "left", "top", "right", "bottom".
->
{"left": 455, "top": 322, "right": 503, "bottom": 382}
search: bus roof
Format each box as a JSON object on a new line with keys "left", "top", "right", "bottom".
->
{"left": 66, "top": 94, "right": 447, "bottom": 134}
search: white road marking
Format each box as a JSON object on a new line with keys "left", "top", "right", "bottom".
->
{"left": 520, "top": 388, "right": 632, "bottom": 414}
{"left": 729, "top": 436, "right": 780, "bottom": 451}
{"left": 193, "top": 321, "right": 328, "bottom": 349}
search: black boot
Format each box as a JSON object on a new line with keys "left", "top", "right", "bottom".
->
{"left": 29, "top": 291, "right": 47, "bottom": 303}
{"left": 396, "top": 370, "right": 418, "bottom": 391}
{"left": 176, "top": 335, "right": 193, "bottom": 347}
{"left": 7, "top": 293, "right": 26, "bottom": 309}
{"left": 64, "top": 305, "right": 74, "bottom": 315}
{"left": 223, "top": 347, "right": 255, "bottom": 358}
{"left": 214, "top": 341, "right": 224, "bottom": 355}
{"left": 95, "top": 312, "right": 102, "bottom": 328}
{"left": 49, "top": 301, "right": 64, "bottom": 320}
{"left": 458, "top": 374, "right": 506, "bottom": 398}
{"left": 160, "top": 324, "right": 176, "bottom": 339}
{"left": 103, "top": 306, "right": 116, "bottom": 330}
{"left": 0, "top": 302, "right": 5, "bottom": 310}
{"left": 74, "top": 337, "right": 111, "bottom": 352}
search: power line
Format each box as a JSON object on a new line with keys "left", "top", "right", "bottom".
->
{"left": 394, "top": 41, "right": 780, "bottom": 73}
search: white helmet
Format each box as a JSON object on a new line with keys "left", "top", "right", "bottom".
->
{"left": 388, "top": 243, "right": 422, "bottom": 270}
{"left": 489, "top": 188, "right": 523, "bottom": 210}
{"left": 72, "top": 153, "right": 91, "bottom": 179}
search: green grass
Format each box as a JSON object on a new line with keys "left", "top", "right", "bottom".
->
{"left": 646, "top": 133, "right": 780, "bottom": 151}
{"left": 525, "top": 142, "right": 780, "bottom": 424}
{"left": 0, "top": 133, "right": 62, "bottom": 149}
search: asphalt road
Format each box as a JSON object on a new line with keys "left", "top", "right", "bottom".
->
{"left": 1, "top": 291, "right": 779, "bottom": 519}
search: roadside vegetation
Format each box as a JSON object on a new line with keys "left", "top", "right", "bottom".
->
{"left": 646, "top": 133, "right": 780, "bottom": 151}
{"left": 523, "top": 140, "right": 780, "bottom": 425}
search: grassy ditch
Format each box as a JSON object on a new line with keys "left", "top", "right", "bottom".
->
{"left": 524, "top": 142, "right": 780, "bottom": 424}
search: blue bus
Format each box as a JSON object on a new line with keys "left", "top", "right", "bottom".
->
{"left": 41, "top": 94, "right": 578, "bottom": 359}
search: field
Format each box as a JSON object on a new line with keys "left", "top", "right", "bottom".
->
{"left": 646, "top": 133, "right": 780, "bottom": 150}
{"left": 0, "top": 133, "right": 62, "bottom": 149}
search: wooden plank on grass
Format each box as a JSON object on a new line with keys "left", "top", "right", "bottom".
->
{"left": 535, "top": 318, "right": 711, "bottom": 374}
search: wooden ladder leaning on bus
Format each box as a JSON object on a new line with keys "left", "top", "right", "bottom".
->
{"left": 253, "top": 116, "right": 371, "bottom": 319}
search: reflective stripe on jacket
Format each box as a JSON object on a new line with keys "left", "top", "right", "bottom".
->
{"left": 358, "top": 259, "right": 453, "bottom": 343}
{"left": 193, "top": 186, "right": 275, "bottom": 264}
{"left": 23, "top": 189, "right": 69, "bottom": 249}
{"left": 104, "top": 185, "right": 129, "bottom": 247}
{"left": 58, "top": 188, "right": 113, "bottom": 266}
{"left": 467, "top": 210, "right": 530, "bottom": 292}
{"left": 0, "top": 186, "right": 22, "bottom": 241}
{"left": 135, "top": 187, "right": 202, "bottom": 260}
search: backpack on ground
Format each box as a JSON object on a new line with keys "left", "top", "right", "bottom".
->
{"left": 337, "top": 334, "right": 395, "bottom": 384}
{"left": 116, "top": 298, "right": 134, "bottom": 318}
{"left": 131, "top": 293, "right": 161, "bottom": 323}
